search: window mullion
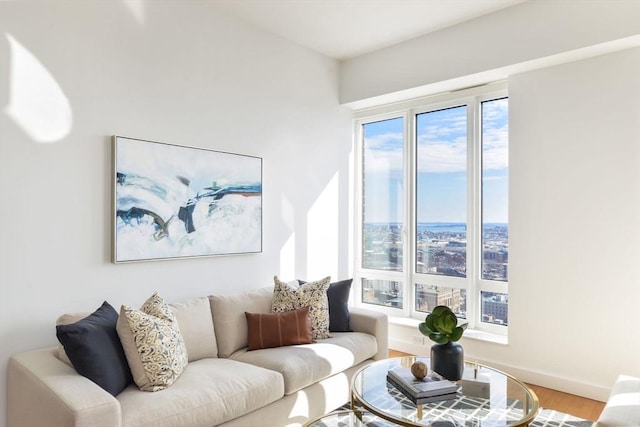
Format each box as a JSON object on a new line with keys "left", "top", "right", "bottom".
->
{"left": 467, "top": 98, "right": 481, "bottom": 329}
{"left": 407, "top": 111, "right": 417, "bottom": 318}
{"left": 402, "top": 111, "right": 412, "bottom": 318}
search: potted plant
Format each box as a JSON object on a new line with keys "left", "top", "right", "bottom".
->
{"left": 418, "top": 305, "right": 468, "bottom": 381}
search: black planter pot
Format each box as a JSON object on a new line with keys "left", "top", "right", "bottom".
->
{"left": 430, "top": 341, "right": 464, "bottom": 381}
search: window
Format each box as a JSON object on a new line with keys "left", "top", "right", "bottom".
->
{"left": 355, "top": 83, "right": 509, "bottom": 334}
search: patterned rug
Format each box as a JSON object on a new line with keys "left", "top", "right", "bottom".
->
{"left": 323, "top": 403, "right": 593, "bottom": 427}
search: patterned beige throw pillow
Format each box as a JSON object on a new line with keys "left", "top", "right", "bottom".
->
{"left": 272, "top": 275, "right": 331, "bottom": 340}
{"left": 116, "top": 292, "right": 188, "bottom": 392}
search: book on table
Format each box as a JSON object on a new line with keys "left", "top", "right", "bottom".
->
{"left": 387, "top": 367, "right": 459, "bottom": 404}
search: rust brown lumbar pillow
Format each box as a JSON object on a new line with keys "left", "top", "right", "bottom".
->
{"left": 245, "top": 306, "right": 313, "bottom": 351}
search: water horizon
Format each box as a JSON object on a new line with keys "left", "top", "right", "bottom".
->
{"left": 365, "top": 221, "right": 507, "bottom": 228}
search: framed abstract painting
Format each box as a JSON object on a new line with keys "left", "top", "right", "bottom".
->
{"left": 113, "top": 136, "right": 262, "bottom": 262}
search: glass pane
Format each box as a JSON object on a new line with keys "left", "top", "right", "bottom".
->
{"left": 416, "top": 106, "right": 467, "bottom": 277}
{"left": 481, "top": 291, "right": 508, "bottom": 325}
{"left": 362, "top": 278, "right": 403, "bottom": 309}
{"left": 362, "top": 118, "right": 404, "bottom": 272}
{"left": 481, "top": 98, "right": 509, "bottom": 281}
{"left": 414, "top": 284, "right": 466, "bottom": 318}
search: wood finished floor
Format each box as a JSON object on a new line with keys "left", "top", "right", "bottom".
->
{"left": 388, "top": 349, "right": 605, "bottom": 422}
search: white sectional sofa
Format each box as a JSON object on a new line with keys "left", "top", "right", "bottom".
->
{"left": 7, "top": 286, "right": 388, "bottom": 427}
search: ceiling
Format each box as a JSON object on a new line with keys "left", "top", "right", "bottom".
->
{"left": 212, "top": 0, "right": 525, "bottom": 60}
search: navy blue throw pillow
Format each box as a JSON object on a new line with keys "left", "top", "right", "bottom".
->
{"left": 299, "top": 278, "right": 353, "bottom": 332}
{"left": 327, "top": 279, "right": 353, "bottom": 332}
{"left": 56, "top": 301, "right": 132, "bottom": 396}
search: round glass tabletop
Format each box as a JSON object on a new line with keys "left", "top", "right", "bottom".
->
{"left": 351, "top": 356, "right": 539, "bottom": 427}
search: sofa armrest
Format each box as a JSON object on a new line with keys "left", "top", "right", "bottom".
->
{"left": 594, "top": 374, "right": 640, "bottom": 427}
{"left": 349, "top": 307, "right": 388, "bottom": 360}
{"left": 8, "top": 347, "right": 122, "bottom": 427}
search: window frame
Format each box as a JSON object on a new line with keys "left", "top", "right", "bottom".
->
{"left": 355, "top": 110, "right": 410, "bottom": 318}
{"left": 353, "top": 82, "right": 509, "bottom": 335}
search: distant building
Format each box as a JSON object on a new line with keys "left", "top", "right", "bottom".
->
{"left": 482, "top": 293, "right": 508, "bottom": 325}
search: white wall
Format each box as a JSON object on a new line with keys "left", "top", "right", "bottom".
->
{"left": 0, "top": 2, "right": 352, "bottom": 425}
{"left": 506, "top": 47, "right": 640, "bottom": 399}
{"left": 341, "top": 0, "right": 640, "bottom": 109}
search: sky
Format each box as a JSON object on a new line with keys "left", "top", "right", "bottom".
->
{"left": 363, "top": 98, "right": 508, "bottom": 224}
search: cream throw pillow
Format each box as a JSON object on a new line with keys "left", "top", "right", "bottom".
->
{"left": 116, "top": 292, "right": 188, "bottom": 392}
{"left": 272, "top": 275, "right": 331, "bottom": 340}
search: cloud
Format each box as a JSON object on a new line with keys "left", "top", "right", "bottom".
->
{"left": 482, "top": 124, "right": 508, "bottom": 170}
{"left": 482, "top": 175, "right": 507, "bottom": 182}
{"left": 481, "top": 98, "right": 509, "bottom": 170}
{"left": 364, "top": 99, "right": 508, "bottom": 175}
{"left": 364, "top": 132, "right": 403, "bottom": 172}
{"left": 417, "top": 137, "right": 467, "bottom": 173}
{"left": 482, "top": 98, "right": 508, "bottom": 122}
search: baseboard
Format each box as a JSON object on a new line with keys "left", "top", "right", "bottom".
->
{"left": 389, "top": 338, "right": 610, "bottom": 402}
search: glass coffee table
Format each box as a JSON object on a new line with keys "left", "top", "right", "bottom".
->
{"left": 351, "top": 357, "right": 539, "bottom": 427}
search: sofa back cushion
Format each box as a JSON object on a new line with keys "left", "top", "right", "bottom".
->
{"left": 169, "top": 296, "right": 218, "bottom": 361}
{"left": 209, "top": 287, "right": 273, "bottom": 358}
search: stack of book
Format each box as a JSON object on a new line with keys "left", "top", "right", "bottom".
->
{"left": 387, "top": 367, "right": 459, "bottom": 405}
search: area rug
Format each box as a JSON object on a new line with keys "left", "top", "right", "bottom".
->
{"left": 325, "top": 404, "right": 592, "bottom": 427}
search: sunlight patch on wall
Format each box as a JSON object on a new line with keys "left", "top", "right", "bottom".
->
{"left": 279, "top": 194, "right": 296, "bottom": 279}
{"left": 123, "top": 0, "right": 146, "bottom": 25}
{"left": 306, "top": 172, "right": 338, "bottom": 280}
{"left": 280, "top": 233, "right": 296, "bottom": 280}
{"left": 4, "top": 34, "right": 72, "bottom": 143}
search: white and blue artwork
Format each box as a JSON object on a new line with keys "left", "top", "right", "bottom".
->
{"left": 113, "top": 136, "right": 262, "bottom": 262}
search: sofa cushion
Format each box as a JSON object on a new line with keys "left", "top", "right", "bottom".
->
{"left": 117, "top": 358, "right": 284, "bottom": 427}
{"left": 230, "top": 331, "right": 378, "bottom": 395}
{"left": 246, "top": 306, "right": 313, "bottom": 350}
{"left": 55, "top": 301, "right": 133, "bottom": 396}
{"left": 169, "top": 296, "right": 217, "bottom": 362}
{"left": 209, "top": 286, "right": 273, "bottom": 358}
{"left": 116, "top": 292, "right": 188, "bottom": 392}
{"left": 272, "top": 276, "right": 331, "bottom": 339}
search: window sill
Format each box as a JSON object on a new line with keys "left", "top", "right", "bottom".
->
{"left": 388, "top": 316, "right": 508, "bottom": 345}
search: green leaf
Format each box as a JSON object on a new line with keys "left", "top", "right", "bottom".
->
{"left": 439, "top": 313, "right": 457, "bottom": 334}
{"left": 431, "top": 306, "right": 449, "bottom": 317}
{"left": 418, "top": 322, "right": 434, "bottom": 337}
{"left": 450, "top": 327, "right": 463, "bottom": 342}
{"left": 431, "top": 334, "right": 449, "bottom": 344}
{"left": 425, "top": 315, "right": 437, "bottom": 333}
